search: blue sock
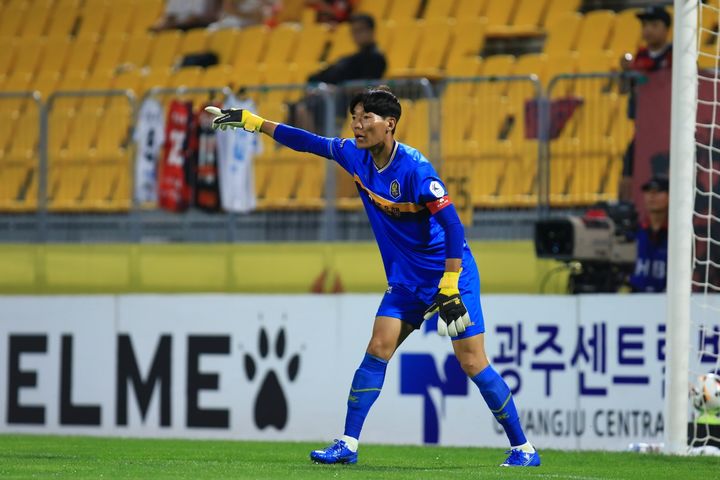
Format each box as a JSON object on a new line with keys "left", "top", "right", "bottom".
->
{"left": 343, "top": 353, "right": 387, "bottom": 440}
{"left": 471, "top": 365, "right": 527, "bottom": 447}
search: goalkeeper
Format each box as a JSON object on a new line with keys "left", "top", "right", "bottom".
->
{"left": 206, "top": 87, "right": 540, "bottom": 468}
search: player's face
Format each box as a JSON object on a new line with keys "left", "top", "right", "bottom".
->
{"left": 351, "top": 104, "right": 391, "bottom": 149}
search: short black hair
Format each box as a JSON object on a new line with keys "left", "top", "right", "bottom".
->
{"left": 349, "top": 13, "right": 375, "bottom": 31}
{"left": 349, "top": 86, "right": 402, "bottom": 133}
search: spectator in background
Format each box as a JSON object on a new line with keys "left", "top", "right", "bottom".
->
{"left": 207, "top": 0, "right": 276, "bottom": 31}
{"left": 618, "top": 6, "right": 673, "bottom": 201}
{"left": 629, "top": 176, "right": 669, "bottom": 293}
{"left": 306, "top": 0, "right": 353, "bottom": 25}
{"left": 290, "top": 13, "right": 386, "bottom": 132}
{"left": 151, "top": 0, "right": 221, "bottom": 31}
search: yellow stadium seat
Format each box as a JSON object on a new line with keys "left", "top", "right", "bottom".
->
{"left": 445, "top": 18, "right": 487, "bottom": 66}
{"left": 546, "top": 52, "right": 578, "bottom": 94}
{"left": 103, "top": 2, "right": 136, "bottom": 36}
{"left": 0, "top": 37, "right": 16, "bottom": 79}
{"left": 294, "top": 158, "right": 326, "bottom": 209}
{"left": 233, "top": 25, "right": 270, "bottom": 68}
{"left": 609, "top": 9, "right": 642, "bottom": 57}
{"left": 65, "top": 34, "right": 99, "bottom": 74}
{"left": 410, "top": 19, "right": 453, "bottom": 77}
{"left": 85, "top": 163, "right": 131, "bottom": 211}
{"left": 19, "top": 4, "right": 52, "bottom": 37}
{"left": 179, "top": 29, "right": 209, "bottom": 56}
{"left": 513, "top": 53, "right": 548, "bottom": 83}
{"left": 543, "top": 0, "right": 581, "bottom": 27}
{"left": 147, "top": 30, "right": 182, "bottom": 69}
{"left": 483, "top": 0, "right": 517, "bottom": 29}
{"left": 386, "top": 0, "right": 422, "bottom": 21}
{"left": 6, "top": 108, "right": 40, "bottom": 162}
{"left": 170, "top": 67, "right": 203, "bottom": 89}
{"left": 258, "top": 161, "right": 301, "bottom": 208}
{"left": 386, "top": 20, "right": 423, "bottom": 77}
{"left": 576, "top": 10, "right": 615, "bottom": 53}
{"left": 95, "top": 104, "right": 131, "bottom": 161}
{"left": 482, "top": 54, "right": 515, "bottom": 77}
{"left": 357, "top": 0, "right": 390, "bottom": 21}
{"left": 470, "top": 157, "right": 509, "bottom": 207}
{"left": 112, "top": 69, "right": 143, "bottom": 95}
{"left": 453, "top": 0, "right": 486, "bottom": 19}
{"left": 128, "top": 0, "right": 163, "bottom": 34}
{"left": 31, "top": 70, "right": 60, "bottom": 100}
{"left": 445, "top": 55, "right": 483, "bottom": 77}
{"left": 0, "top": 162, "right": 37, "bottom": 211}
{"left": 12, "top": 37, "right": 45, "bottom": 77}
{"left": 0, "top": 3, "right": 29, "bottom": 37}
{"left": 544, "top": 12, "right": 581, "bottom": 53}
{"left": 200, "top": 65, "right": 232, "bottom": 89}
{"left": 140, "top": 68, "right": 172, "bottom": 95}
{"left": 46, "top": 1, "right": 80, "bottom": 37}
{"left": 264, "top": 23, "right": 301, "bottom": 65}
{"left": 291, "top": 23, "right": 329, "bottom": 68}
{"left": 508, "top": 0, "right": 548, "bottom": 34}
{"left": 576, "top": 50, "right": 614, "bottom": 73}
{"left": 93, "top": 34, "right": 127, "bottom": 75}
{"left": 122, "top": 32, "right": 154, "bottom": 69}
{"left": 423, "top": 0, "right": 457, "bottom": 19}
{"left": 207, "top": 29, "right": 239, "bottom": 65}
{"left": 47, "top": 164, "right": 90, "bottom": 211}
{"left": 40, "top": 36, "right": 71, "bottom": 76}
{"left": 325, "top": 22, "right": 355, "bottom": 63}
{"left": 76, "top": 2, "right": 110, "bottom": 36}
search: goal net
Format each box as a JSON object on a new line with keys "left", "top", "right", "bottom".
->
{"left": 675, "top": 0, "right": 720, "bottom": 454}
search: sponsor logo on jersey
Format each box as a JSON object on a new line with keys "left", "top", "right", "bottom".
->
{"left": 390, "top": 179, "right": 401, "bottom": 199}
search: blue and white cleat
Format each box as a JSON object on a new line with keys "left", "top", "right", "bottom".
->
{"left": 310, "top": 439, "right": 358, "bottom": 465}
{"left": 500, "top": 448, "right": 541, "bottom": 467}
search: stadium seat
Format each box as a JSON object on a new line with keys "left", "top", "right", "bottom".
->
{"left": 576, "top": 51, "right": 615, "bottom": 73}
{"left": 264, "top": 23, "right": 301, "bottom": 65}
{"left": 178, "top": 29, "right": 210, "bottom": 56}
{"left": 422, "top": 0, "right": 457, "bottom": 20}
{"left": 128, "top": 0, "right": 163, "bottom": 34}
{"left": 0, "top": 2, "right": 29, "bottom": 37}
{"left": 0, "top": 162, "right": 37, "bottom": 211}
{"left": 147, "top": 30, "right": 182, "bottom": 69}
{"left": 386, "top": 0, "right": 422, "bottom": 21}
{"left": 609, "top": 9, "right": 641, "bottom": 57}
{"left": 385, "top": 21, "right": 423, "bottom": 77}
{"left": 12, "top": 37, "right": 45, "bottom": 78}
{"left": 454, "top": 0, "right": 486, "bottom": 19}
{"left": 325, "top": 22, "right": 355, "bottom": 63}
{"left": 102, "top": 2, "right": 136, "bottom": 36}
{"left": 233, "top": 25, "right": 269, "bottom": 68}
{"left": 576, "top": 10, "right": 615, "bottom": 53}
{"left": 170, "top": 67, "right": 203, "bottom": 89}
{"left": 31, "top": 70, "right": 60, "bottom": 100}
{"left": 207, "top": 29, "right": 239, "bottom": 66}
{"left": 258, "top": 160, "right": 302, "bottom": 208}
{"left": 64, "top": 33, "right": 99, "bottom": 74}
{"left": 19, "top": 3, "right": 52, "bottom": 37}
{"left": 294, "top": 158, "right": 326, "bottom": 209}
{"left": 46, "top": 0, "right": 81, "bottom": 37}
{"left": 483, "top": 0, "right": 518, "bottom": 34}
{"left": 76, "top": 1, "right": 110, "bottom": 36}
{"left": 404, "top": 19, "right": 453, "bottom": 77}
{"left": 122, "top": 32, "right": 154, "bottom": 70}
{"left": 41, "top": 36, "right": 72, "bottom": 76}
{"left": 544, "top": 12, "right": 581, "bottom": 53}
{"left": 513, "top": 53, "right": 548, "bottom": 83}
{"left": 200, "top": 65, "right": 232, "bottom": 89}
{"left": 291, "top": 23, "right": 329, "bottom": 66}
{"left": 85, "top": 163, "right": 131, "bottom": 211}
{"left": 357, "top": 0, "right": 390, "bottom": 21}
{"left": 543, "top": 0, "right": 581, "bottom": 27}
{"left": 93, "top": 34, "right": 127, "bottom": 75}
{"left": 444, "top": 18, "right": 487, "bottom": 67}
{"left": 0, "top": 37, "right": 15, "bottom": 81}
{"left": 503, "top": 0, "right": 548, "bottom": 36}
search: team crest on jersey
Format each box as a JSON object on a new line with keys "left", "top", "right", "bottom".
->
{"left": 390, "top": 179, "right": 401, "bottom": 199}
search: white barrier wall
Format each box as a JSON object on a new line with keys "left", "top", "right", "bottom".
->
{"left": 0, "top": 294, "right": 712, "bottom": 450}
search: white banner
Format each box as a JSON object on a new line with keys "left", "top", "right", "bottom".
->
{"left": 0, "top": 294, "right": 716, "bottom": 450}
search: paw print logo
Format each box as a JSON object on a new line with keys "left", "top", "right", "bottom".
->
{"left": 244, "top": 327, "right": 300, "bottom": 430}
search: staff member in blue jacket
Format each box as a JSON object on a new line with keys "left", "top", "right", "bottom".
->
{"left": 630, "top": 177, "right": 669, "bottom": 292}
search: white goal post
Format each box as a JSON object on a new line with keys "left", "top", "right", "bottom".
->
{"left": 665, "top": 0, "right": 697, "bottom": 455}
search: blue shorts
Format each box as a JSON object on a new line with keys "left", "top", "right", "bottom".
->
{"left": 376, "top": 259, "right": 485, "bottom": 340}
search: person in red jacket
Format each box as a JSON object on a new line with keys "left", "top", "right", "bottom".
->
{"left": 619, "top": 6, "right": 673, "bottom": 202}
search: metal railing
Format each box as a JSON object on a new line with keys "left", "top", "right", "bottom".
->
{"left": 0, "top": 73, "right": 642, "bottom": 242}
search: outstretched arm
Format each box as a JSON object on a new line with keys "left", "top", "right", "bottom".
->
{"left": 206, "top": 107, "right": 335, "bottom": 160}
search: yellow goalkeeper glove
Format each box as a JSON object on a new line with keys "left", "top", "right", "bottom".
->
{"left": 204, "top": 106, "right": 265, "bottom": 132}
{"left": 423, "top": 271, "right": 472, "bottom": 337}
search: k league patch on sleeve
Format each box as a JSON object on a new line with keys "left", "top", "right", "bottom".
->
{"left": 429, "top": 180, "right": 445, "bottom": 198}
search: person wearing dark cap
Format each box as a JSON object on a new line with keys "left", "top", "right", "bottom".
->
{"left": 618, "top": 6, "right": 673, "bottom": 201}
{"left": 629, "top": 176, "right": 669, "bottom": 292}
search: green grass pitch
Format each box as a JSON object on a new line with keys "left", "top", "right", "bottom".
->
{"left": 0, "top": 435, "right": 717, "bottom": 479}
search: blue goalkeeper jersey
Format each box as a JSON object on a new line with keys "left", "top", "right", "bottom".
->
{"left": 327, "top": 138, "right": 472, "bottom": 286}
